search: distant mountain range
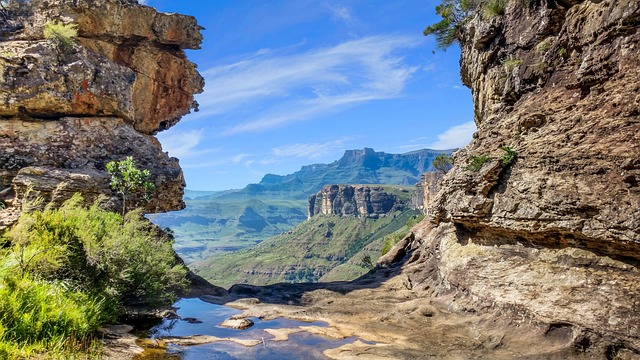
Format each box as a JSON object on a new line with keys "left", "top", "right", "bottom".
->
{"left": 152, "top": 148, "right": 453, "bottom": 263}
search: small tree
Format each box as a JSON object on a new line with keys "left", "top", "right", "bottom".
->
{"left": 432, "top": 154, "right": 453, "bottom": 174}
{"left": 43, "top": 20, "right": 78, "bottom": 48}
{"left": 423, "top": 0, "right": 477, "bottom": 49}
{"left": 106, "top": 157, "right": 155, "bottom": 216}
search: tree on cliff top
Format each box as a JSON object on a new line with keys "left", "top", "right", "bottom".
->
{"left": 424, "top": 0, "right": 477, "bottom": 48}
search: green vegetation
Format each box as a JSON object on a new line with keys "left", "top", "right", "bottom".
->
{"left": 423, "top": 0, "right": 477, "bottom": 49}
{"left": 106, "top": 156, "right": 155, "bottom": 216}
{"left": 381, "top": 214, "right": 425, "bottom": 256}
{"left": 152, "top": 149, "right": 451, "bottom": 263}
{"left": 43, "top": 21, "right": 78, "bottom": 48}
{"left": 483, "top": 0, "right": 508, "bottom": 18}
{"left": 432, "top": 154, "right": 453, "bottom": 174}
{"left": 536, "top": 38, "right": 553, "bottom": 53}
{"left": 500, "top": 146, "right": 517, "bottom": 165}
{"left": 503, "top": 57, "right": 523, "bottom": 69}
{"left": 558, "top": 47, "right": 568, "bottom": 58}
{"left": 467, "top": 155, "right": 492, "bottom": 171}
{"left": 193, "top": 206, "right": 421, "bottom": 288}
{"left": 0, "top": 195, "right": 187, "bottom": 358}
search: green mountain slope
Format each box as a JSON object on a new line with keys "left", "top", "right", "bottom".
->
{"left": 152, "top": 148, "right": 452, "bottom": 263}
{"left": 192, "top": 208, "right": 421, "bottom": 288}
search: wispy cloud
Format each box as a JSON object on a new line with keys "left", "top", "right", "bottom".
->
{"left": 429, "top": 121, "right": 476, "bottom": 150}
{"left": 157, "top": 129, "right": 217, "bottom": 159}
{"left": 194, "top": 35, "right": 418, "bottom": 136}
{"left": 328, "top": 5, "right": 352, "bottom": 22}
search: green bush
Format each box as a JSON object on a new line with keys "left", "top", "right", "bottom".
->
{"left": 503, "top": 57, "right": 523, "bottom": 69}
{"left": 0, "top": 276, "right": 104, "bottom": 358}
{"left": 483, "top": 0, "right": 508, "bottom": 18}
{"left": 4, "top": 195, "right": 187, "bottom": 307}
{"left": 43, "top": 21, "right": 78, "bottom": 48}
{"left": 500, "top": 146, "right": 517, "bottom": 165}
{"left": 381, "top": 215, "right": 424, "bottom": 256}
{"left": 467, "top": 155, "right": 491, "bottom": 171}
{"left": 432, "top": 154, "right": 453, "bottom": 174}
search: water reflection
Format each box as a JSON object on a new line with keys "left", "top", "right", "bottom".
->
{"left": 135, "top": 298, "right": 356, "bottom": 360}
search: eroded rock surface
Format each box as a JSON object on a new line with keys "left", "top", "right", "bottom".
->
{"left": 0, "top": 0, "right": 203, "bottom": 227}
{"left": 403, "top": 0, "right": 640, "bottom": 356}
{"left": 308, "top": 184, "right": 409, "bottom": 219}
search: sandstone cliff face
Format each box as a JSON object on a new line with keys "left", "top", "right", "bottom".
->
{"left": 0, "top": 0, "right": 203, "bottom": 228}
{"left": 401, "top": 0, "right": 640, "bottom": 355}
{"left": 308, "top": 185, "right": 409, "bottom": 219}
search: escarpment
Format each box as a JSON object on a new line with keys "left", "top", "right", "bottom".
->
{"left": 401, "top": 0, "right": 640, "bottom": 354}
{"left": 308, "top": 184, "right": 411, "bottom": 219}
{"left": 0, "top": 0, "right": 204, "bottom": 228}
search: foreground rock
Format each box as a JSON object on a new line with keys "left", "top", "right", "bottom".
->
{"left": 405, "top": 0, "right": 640, "bottom": 356}
{"left": 0, "top": 0, "right": 204, "bottom": 228}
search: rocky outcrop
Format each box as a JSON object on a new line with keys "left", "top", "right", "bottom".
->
{"left": 0, "top": 0, "right": 203, "bottom": 228}
{"left": 308, "top": 185, "right": 409, "bottom": 219}
{"left": 410, "top": 172, "right": 442, "bottom": 213}
{"left": 400, "top": 0, "right": 640, "bottom": 356}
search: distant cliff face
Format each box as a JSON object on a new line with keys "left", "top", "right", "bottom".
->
{"left": 308, "top": 185, "right": 410, "bottom": 219}
{"left": 402, "top": 0, "right": 640, "bottom": 353}
{"left": 0, "top": 0, "right": 203, "bottom": 228}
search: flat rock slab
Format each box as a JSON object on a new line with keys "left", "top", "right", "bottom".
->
{"left": 219, "top": 317, "right": 254, "bottom": 330}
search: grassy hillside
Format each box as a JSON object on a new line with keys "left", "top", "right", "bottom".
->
{"left": 191, "top": 209, "right": 421, "bottom": 288}
{"left": 151, "top": 148, "right": 452, "bottom": 263}
{"left": 150, "top": 197, "right": 306, "bottom": 263}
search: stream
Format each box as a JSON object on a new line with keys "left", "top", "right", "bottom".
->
{"left": 133, "top": 298, "right": 359, "bottom": 359}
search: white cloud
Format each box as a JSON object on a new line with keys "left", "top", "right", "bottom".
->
{"left": 138, "top": 0, "right": 148, "bottom": 4}
{"left": 329, "top": 5, "right": 352, "bottom": 22}
{"left": 157, "top": 129, "right": 216, "bottom": 159}
{"left": 428, "top": 121, "right": 477, "bottom": 150}
{"left": 194, "top": 35, "right": 418, "bottom": 135}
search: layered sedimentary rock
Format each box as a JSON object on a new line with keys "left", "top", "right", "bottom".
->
{"left": 308, "top": 184, "right": 409, "bottom": 219}
{"left": 399, "top": 0, "right": 640, "bottom": 355}
{"left": 0, "top": 0, "right": 203, "bottom": 228}
{"left": 410, "top": 172, "right": 442, "bottom": 213}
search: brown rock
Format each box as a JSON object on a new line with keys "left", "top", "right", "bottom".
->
{"left": 0, "top": 0, "right": 203, "bottom": 227}
{"left": 219, "top": 317, "right": 254, "bottom": 330}
{"left": 308, "top": 185, "right": 408, "bottom": 219}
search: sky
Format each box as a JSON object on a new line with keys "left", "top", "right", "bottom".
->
{"left": 141, "top": 0, "right": 476, "bottom": 191}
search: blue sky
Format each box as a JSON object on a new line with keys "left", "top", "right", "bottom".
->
{"left": 142, "top": 0, "right": 475, "bottom": 190}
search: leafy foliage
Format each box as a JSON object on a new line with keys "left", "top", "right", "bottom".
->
{"left": 432, "top": 154, "right": 453, "bottom": 174}
{"left": 467, "top": 155, "right": 492, "bottom": 171}
{"left": 106, "top": 156, "right": 155, "bottom": 215}
{"left": 423, "top": 0, "right": 477, "bottom": 49}
{"left": 0, "top": 194, "right": 188, "bottom": 357}
{"left": 503, "top": 57, "right": 523, "bottom": 69}
{"left": 500, "top": 146, "right": 517, "bottom": 165}
{"left": 43, "top": 21, "right": 78, "bottom": 48}
{"left": 483, "top": 0, "right": 508, "bottom": 18}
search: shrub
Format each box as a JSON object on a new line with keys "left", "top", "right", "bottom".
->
{"left": 500, "top": 146, "right": 517, "bottom": 165}
{"left": 106, "top": 157, "right": 156, "bottom": 216}
{"left": 43, "top": 21, "right": 78, "bottom": 48}
{"left": 3, "top": 194, "right": 188, "bottom": 307}
{"left": 432, "top": 154, "right": 453, "bottom": 174}
{"left": 467, "top": 155, "right": 491, "bottom": 171}
{"left": 535, "top": 38, "right": 553, "bottom": 53}
{"left": 0, "top": 276, "right": 105, "bottom": 358}
{"left": 482, "top": 0, "right": 508, "bottom": 18}
{"left": 423, "top": 0, "right": 478, "bottom": 49}
{"left": 503, "top": 57, "right": 523, "bottom": 69}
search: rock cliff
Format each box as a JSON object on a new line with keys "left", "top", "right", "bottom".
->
{"left": 400, "top": 0, "right": 640, "bottom": 355}
{"left": 308, "top": 184, "right": 410, "bottom": 219}
{"left": 0, "top": 0, "right": 203, "bottom": 228}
